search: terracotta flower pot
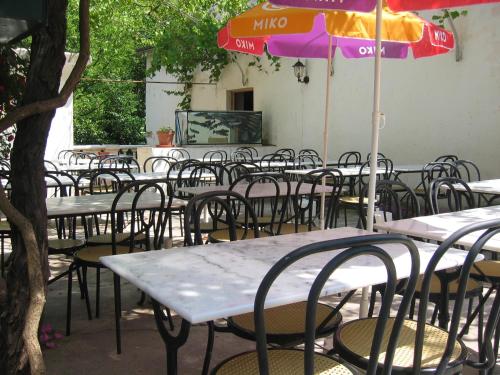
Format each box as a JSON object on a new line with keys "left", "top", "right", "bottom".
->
{"left": 157, "top": 131, "right": 175, "bottom": 147}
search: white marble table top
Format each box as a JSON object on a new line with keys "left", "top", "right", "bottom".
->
{"left": 103, "top": 171, "right": 215, "bottom": 182}
{"left": 393, "top": 164, "right": 426, "bottom": 173}
{"left": 453, "top": 179, "right": 500, "bottom": 195}
{"left": 178, "top": 181, "right": 331, "bottom": 199}
{"left": 285, "top": 166, "right": 386, "bottom": 177}
{"left": 101, "top": 227, "right": 472, "bottom": 324}
{"left": 2, "top": 176, "right": 89, "bottom": 189}
{"left": 374, "top": 206, "right": 500, "bottom": 252}
{"left": 46, "top": 191, "right": 185, "bottom": 218}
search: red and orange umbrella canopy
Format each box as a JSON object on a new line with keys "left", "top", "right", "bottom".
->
{"left": 269, "top": 0, "right": 500, "bottom": 11}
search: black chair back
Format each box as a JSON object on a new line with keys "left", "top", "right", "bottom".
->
{"left": 275, "top": 148, "right": 295, "bottom": 160}
{"left": 359, "top": 180, "right": 420, "bottom": 229}
{"left": 143, "top": 156, "right": 177, "bottom": 172}
{"left": 254, "top": 234, "right": 420, "bottom": 375}
{"left": 337, "top": 151, "right": 361, "bottom": 167}
{"left": 183, "top": 190, "right": 259, "bottom": 246}
{"left": 428, "top": 177, "right": 475, "bottom": 214}
{"left": 435, "top": 154, "right": 459, "bottom": 163}
{"left": 203, "top": 150, "right": 228, "bottom": 164}
{"left": 453, "top": 160, "right": 480, "bottom": 182}
{"left": 166, "top": 148, "right": 190, "bottom": 160}
{"left": 98, "top": 155, "right": 141, "bottom": 173}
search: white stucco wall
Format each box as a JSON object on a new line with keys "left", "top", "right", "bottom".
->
{"left": 44, "top": 52, "right": 79, "bottom": 160}
{"left": 146, "top": 4, "right": 500, "bottom": 178}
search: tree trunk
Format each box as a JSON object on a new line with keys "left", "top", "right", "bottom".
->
{"left": 0, "top": 0, "right": 68, "bottom": 373}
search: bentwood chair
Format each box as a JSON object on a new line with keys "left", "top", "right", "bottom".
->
{"left": 279, "top": 168, "right": 344, "bottom": 235}
{"left": 416, "top": 162, "right": 460, "bottom": 214}
{"left": 142, "top": 156, "right": 177, "bottom": 172}
{"left": 69, "top": 180, "right": 173, "bottom": 353}
{"left": 337, "top": 151, "right": 361, "bottom": 168}
{"left": 298, "top": 148, "right": 320, "bottom": 158}
{"left": 222, "top": 161, "right": 260, "bottom": 185}
{"left": 338, "top": 159, "right": 393, "bottom": 227}
{"left": 357, "top": 180, "right": 421, "bottom": 318}
{"left": 275, "top": 148, "right": 295, "bottom": 161}
{"left": 203, "top": 150, "right": 228, "bottom": 164}
{"left": 421, "top": 177, "right": 483, "bottom": 328}
{"left": 166, "top": 147, "right": 190, "bottom": 160}
{"left": 334, "top": 220, "right": 500, "bottom": 374}
{"left": 98, "top": 155, "right": 141, "bottom": 172}
{"left": 212, "top": 234, "right": 420, "bottom": 375}
{"left": 236, "top": 146, "right": 258, "bottom": 160}
{"left": 435, "top": 154, "right": 459, "bottom": 163}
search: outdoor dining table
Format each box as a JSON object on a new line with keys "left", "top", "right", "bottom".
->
{"left": 285, "top": 166, "right": 386, "bottom": 177}
{"left": 374, "top": 206, "right": 500, "bottom": 328}
{"left": 45, "top": 191, "right": 186, "bottom": 218}
{"left": 100, "top": 171, "right": 215, "bottom": 183}
{"left": 177, "top": 181, "right": 331, "bottom": 199}
{"left": 453, "top": 179, "right": 500, "bottom": 196}
{"left": 2, "top": 176, "right": 89, "bottom": 189}
{"left": 374, "top": 205, "right": 500, "bottom": 253}
{"left": 100, "top": 226, "right": 473, "bottom": 375}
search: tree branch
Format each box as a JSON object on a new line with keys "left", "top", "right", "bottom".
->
{"left": 0, "top": 186, "right": 45, "bottom": 374}
{"left": 0, "top": 0, "right": 90, "bottom": 134}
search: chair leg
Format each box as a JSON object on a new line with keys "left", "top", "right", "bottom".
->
{"left": 165, "top": 308, "right": 175, "bottom": 331}
{"left": 81, "top": 265, "right": 92, "bottom": 320}
{"left": 95, "top": 267, "right": 101, "bottom": 318}
{"left": 463, "top": 297, "right": 474, "bottom": 335}
{"left": 113, "top": 273, "right": 122, "bottom": 354}
{"left": 1, "top": 234, "right": 4, "bottom": 277}
{"left": 409, "top": 296, "right": 416, "bottom": 320}
{"left": 76, "top": 267, "right": 84, "bottom": 299}
{"left": 368, "top": 289, "right": 377, "bottom": 318}
{"left": 66, "top": 264, "right": 73, "bottom": 336}
{"left": 430, "top": 304, "right": 439, "bottom": 325}
{"left": 202, "top": 321, "right": 215, "bottom": 375}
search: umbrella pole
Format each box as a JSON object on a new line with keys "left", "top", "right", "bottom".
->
{"left": 360, "top": 0, "right": 384, "bottom": 319}
{"left": 320, "top": 35, "right": 333, "bottom": 228}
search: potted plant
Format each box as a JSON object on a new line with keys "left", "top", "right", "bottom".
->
{"left": 157, "top": 126, "right": 175, "bottom": 147}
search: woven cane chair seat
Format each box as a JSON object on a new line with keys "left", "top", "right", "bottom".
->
{"left": 278, "top": 223, "right": 319, "bottom": 235}
{"left": 74, "top": 245, "right": 144, "bottom": 265}
{"left": 228, "top": 301, "right": 341, "bottom": 343}
{"left": 213, "top": 349, "right": 356, "bottom": 375}
{"left": 335, "top": 318, "right": 466, "bottom": 371}
{"left": 414, "top": 274, "right": 482, "bottom": 296}
{"left": 209, "top": 228, "right": 269, "bottom": 242}
{"left": 339, "top": 196, "right": 370, "bottom": 205}
{"left": 471, "top": 260, "right": 500, "bottom": 280}
{"left": 86, "top": 232, "right": 145, "bottom": 245}
{"left": 48, "top": 238, "right": 85, "bottom": 255}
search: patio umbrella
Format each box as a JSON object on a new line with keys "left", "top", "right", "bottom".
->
{"left": 222, "top": 2, "right": 453, "bottom": 228}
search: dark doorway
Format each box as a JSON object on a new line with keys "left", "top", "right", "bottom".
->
{"left": 229, "top": 89, "right": 254, "bottom": 111}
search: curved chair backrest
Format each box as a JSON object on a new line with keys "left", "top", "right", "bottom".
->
{"left": 366, "top": 152, "right": 387, "bottom": 161}
{"left": 275, "top": 148, "right": 295, "bottom": 160}
{"left": 298, "top": 149, "right": 320, "bottom": 157}
{"left": 337, "top": 151, "right": 361, "bottom": 167}
{"left": 58, "top": 149, "right": 73, "bottom": 160}
{"left": 231, "top": 149, "right": 252, "bottom": 162}
{"left": 231, "top": 172, "right": 291, "bottom": 235}
{"left": 236, "top": 146, "right": 258, "bottom": 159}
{"left": 45, "top": 170, "right": 79, "bottom": 198}
{"left": 358, "top": 159, "right": 394, "bottom": 192}
{"left": 413, "top": 220, "right": 500, "bottom": 374}
{"left": 183, "top": 190, "right": 259, "bottom": 246}
{"left": 428, "top": 177, "right": 475, "bottom": 215}
{"left": 203, "top": 150, "right": 228, "bottom": 164}
{"left": 420, "top": 162, "right": 461, "bottom": 208}
{"left": 44, "top": 160, "right": 59, "bottom": 172}
{"left": 166, "top": 148, "right": 190, "bottom": 160}
{"left": 453, "top": 160, "right": 481, "bottom": 182}
{"left": 219, "top": 161, "right": 258, "bottom": 185}
{"left": 82, "top": 169, "right": 135, "bottom": 195}
{"left": 253, "top": 234, "right": 420, "bottom": 375}
{"left": 259, "top": 153, "right": 289, "bottom": 172}
{"left": 111, "top": 180, "right": 173, "bottom": 252}
{"left": 143, "top": 156, "right": 177, "bottom": 172}
{"left": 293, "top": 154, "right": 323, "bottom": 170}
{"left": 435, "top": 154, "right": 459, "bottom": 163}
{"left": 290, "top": 168, "right": 344, "bottom": 231}
{"left": 359, "top": 180, "right": 421, "bottom": 229}
{"left": 173, "top": 162, "right": 221, "bottom": 199}
{"left": 99, "top": 156, "right": 141, "bottom": 173}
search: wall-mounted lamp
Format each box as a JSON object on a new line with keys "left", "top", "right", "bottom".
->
{"left": 292, "top": 60, "right": 309, "bottom": 84}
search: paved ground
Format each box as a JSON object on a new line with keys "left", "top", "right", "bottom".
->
{"left": 4, "top": 213, "right": 500, "bottom": 374}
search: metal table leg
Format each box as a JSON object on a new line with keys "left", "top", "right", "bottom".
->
{"left": 152, "top": 299, "right": 191, "bottom": 375}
